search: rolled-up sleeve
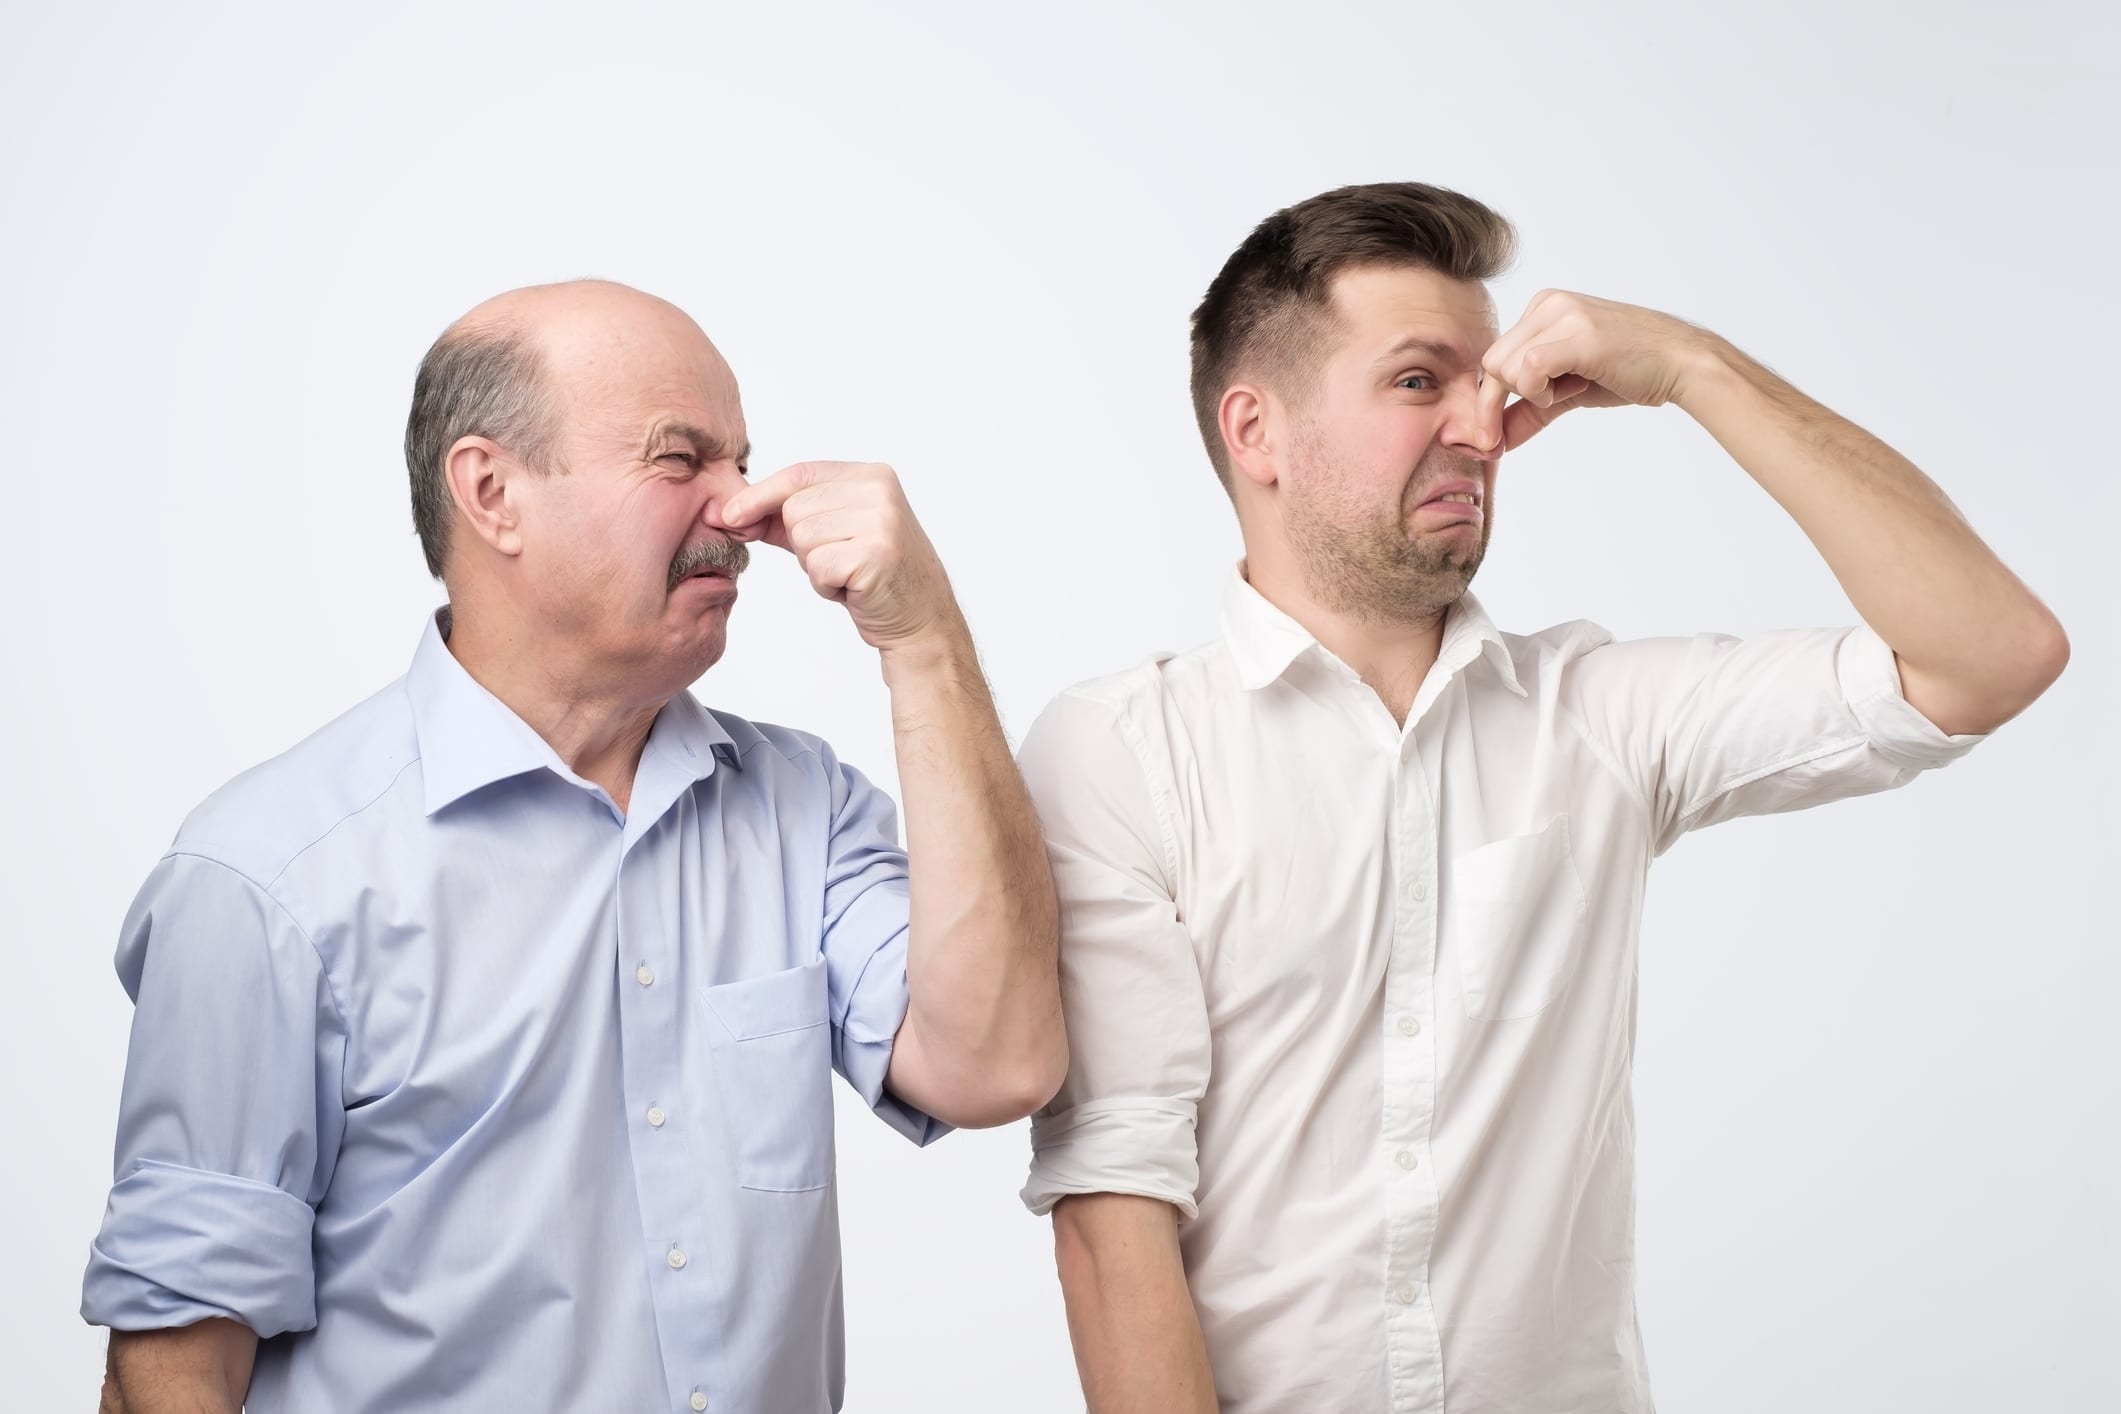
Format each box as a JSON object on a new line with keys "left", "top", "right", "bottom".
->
{"left": 81, "top": 853, "right": 347, "bottom": 1338}
{"left": 1016, "top": 691, "right": 1211, "bottom": 1220}
{"left": 817, "top": 748, "right": 947, "bottom": 1147}
{"left": 1564, "top": 624, "right": 1987, "bottom": 853}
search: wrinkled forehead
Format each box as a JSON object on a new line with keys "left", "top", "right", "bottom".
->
{"left": 546, "top": 312, "right": 747, "bottom": 451}
{"left": 1324, "top": 264, "right": 1500, "bottom": 370}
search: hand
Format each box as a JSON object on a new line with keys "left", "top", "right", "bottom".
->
{"left": 1474, "top": 290, "right": 1717, "bottom": 453}
{"left": 721, "top": 461, "right": 962, "bottom": 653}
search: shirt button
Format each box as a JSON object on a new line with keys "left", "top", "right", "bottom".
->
{"left": 666, "top": 1246, "right": 688, "bottom": 1270}
{"left": 1396, "top": 1149, "right": 1417, "bottom": 1171}
{"left": 646, "top": 1107, "right": 667, "bottom": 1128}
{"left": 691, "top": 1393, "right": 709, "bottom": 1412}
{"left": 635, "top": 964, "right": 656, "bottom": 987}
{"left": 1410, "top": 881, "right": 1428, "bottom": 902}
{"left": 1397, "top": 1014, "right": 1420, "bottom": 1037}
{"left": 1395, "top": 1282, "right": 1417, "bottom": 1305}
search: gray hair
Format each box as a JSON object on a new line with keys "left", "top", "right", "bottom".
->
{"left": 403, "top": 324, "right": 560, "bottom": 579}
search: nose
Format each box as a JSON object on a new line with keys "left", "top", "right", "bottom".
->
{"left": 1439, "top": 372, "right": 1501, "bottom": 461}
{"left": 700, "top": 462, "right": 762, "bottom": 541}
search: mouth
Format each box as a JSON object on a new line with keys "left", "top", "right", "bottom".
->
{"left": 1413, "top": 479, "right": 1484, "bottom": 524}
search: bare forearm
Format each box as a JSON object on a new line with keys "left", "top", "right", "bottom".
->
{"left": 879, "top": 615, "right": 1064, "bottom": 1126}
{"left": 1055, "top": 1194, "right": 1216, "bottom": 1413}
{"left": 104, "top": 1321, "right": 254, "bottom": 1414}
{"left": 1677, "top": 339, "right": 2068, "bottom": 731}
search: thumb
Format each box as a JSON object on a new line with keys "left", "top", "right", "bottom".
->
{"left": 1501, "top": 376, "right": 1597, "bottom": 451}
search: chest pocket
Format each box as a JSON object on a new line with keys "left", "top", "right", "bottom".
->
{"left": 1446, "top": 815, "right": 1588, "bottom": 1021}
{"left": 702, "top": 958, "right": 836, "bottom": 1192}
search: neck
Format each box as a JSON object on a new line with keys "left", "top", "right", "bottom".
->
{"left": 440, "top": 586, "right": 665, "bottom": 814}
{"left": 1241, "top": 548, "right": 1448, "bottom": 728}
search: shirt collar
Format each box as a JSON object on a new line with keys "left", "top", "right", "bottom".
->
{"left": 1218, "top": 564, "right": 1526, "bottom": 698}
{"left": 406, "top": 607, "right": 740, "bottom": 818}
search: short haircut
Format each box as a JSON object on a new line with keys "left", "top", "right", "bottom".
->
{"left": 1188, "top": 182, "right": 1517, "bottom": 491}
{"left": 403, "top": 323, "right": 560, "bottom": 579}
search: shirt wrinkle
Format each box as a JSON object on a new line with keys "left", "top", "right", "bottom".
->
{"left": 1021, "top": 565, "right": 1984, "bottom": 1414}
{"left": 83, "top": 607, "right": 942, "bottom": 1414}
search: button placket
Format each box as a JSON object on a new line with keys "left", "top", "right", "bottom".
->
{"left": 613, "top": 840, "right": 726, "bottom": 1411}
{"left": 1382, "top": 742, "right": 1446, "bottom": 1412}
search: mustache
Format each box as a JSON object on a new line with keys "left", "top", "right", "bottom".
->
{"left": 667, "top": 536, "right": 751, "bottom": 592}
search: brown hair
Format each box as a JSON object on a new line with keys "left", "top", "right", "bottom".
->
{"left": 1188, "top": 182, "right": 1516, "bottom": 491}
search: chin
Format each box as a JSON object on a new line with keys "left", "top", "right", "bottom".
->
{"left": 679, "top": 636, "right": 727, "bottom": 683}
{"left": 648, "top": 620, "right": 728, "bottom": 689}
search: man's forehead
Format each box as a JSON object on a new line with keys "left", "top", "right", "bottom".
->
{"left": 565, "top": 345, "right": 745, "bottom": 446}
{"left": 1329, "top": 264, "right": 1499, "bottom": 362}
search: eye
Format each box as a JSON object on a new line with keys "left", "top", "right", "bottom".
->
{"left": 1397, "top": 374, "right": 1437, "bottom": 392}
{"left": 658, "top": 452, "right": 700, "bottom": 471}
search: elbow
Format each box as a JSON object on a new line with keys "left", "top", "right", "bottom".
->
{"left": 1973, "top": 608, "right": 2071, "bottom": 733}
{"left": 1911, "top": 603, "right": 2070, "bottom": 737}
{"left": 2021, "top": 610, "right": 2071, "bottom": 701}
{"left": 939, "top": 1027, "right": 1069, "bottom": 1130}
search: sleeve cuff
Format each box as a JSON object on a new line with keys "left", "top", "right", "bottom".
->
{"left": 834, "top": 929, "right": 951, "bottom": 1149}
{"left": 1021, "top": 1098, "right": 1200, "bottom": 1220}
{"left": 1837, "top": 626, "right": 1989, "bottom": 770}
{"left": 81, "top": 1158, "right": 317, "bottom": 1337}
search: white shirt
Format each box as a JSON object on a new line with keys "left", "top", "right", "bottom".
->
{"left": 1018, "top": 569, "right": 1982, "bottom": 1414}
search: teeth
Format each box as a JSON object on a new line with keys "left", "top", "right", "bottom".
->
{"left": 1437, "top": 492, "right": 1476, "bottom": 504}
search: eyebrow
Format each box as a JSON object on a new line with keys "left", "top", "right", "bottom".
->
{"left": 1371, "top": 336, "right": 1473, "bottom": 369}
{"left": 647, "top": 421, "right": 750, "bottom": 464}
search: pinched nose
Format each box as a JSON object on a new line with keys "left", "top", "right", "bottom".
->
{"left": 704, "top": 495, "right": 765, "bottom": 542}
{"left": 1444, "top": 378, "right": 1505, "bottom": 459}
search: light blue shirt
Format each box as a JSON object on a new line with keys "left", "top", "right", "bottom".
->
{"left": 82, "top": 611, "right": 944, "bottom": 1413}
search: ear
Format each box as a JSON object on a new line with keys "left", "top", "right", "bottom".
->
{"left": 1219, "top": 382, "right": 1280, "bottom": 492}
{"left": 442, "top": 436, "right": 526, "bottom": 559}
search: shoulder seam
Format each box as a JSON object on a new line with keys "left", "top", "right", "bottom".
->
{"left": 158, "top": 850, "right": 354, "bottom": 1048}
{"left": 262, "top": 755, "right": 427, "bottom": 892}
{"left": 1058, "top": 691, "right": 1184, "bottom": 889}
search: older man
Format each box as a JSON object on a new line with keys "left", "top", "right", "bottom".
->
{"left": 82, "top": 280, "right": 1064, "bottom": 1413}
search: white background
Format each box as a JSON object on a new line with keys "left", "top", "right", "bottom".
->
{"left": 4, "top": 2, "right": 2115, "bottom": 1410}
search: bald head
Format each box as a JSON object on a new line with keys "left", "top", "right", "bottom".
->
{"left": 404, "top": 280, "right": 734, "bottom": 579}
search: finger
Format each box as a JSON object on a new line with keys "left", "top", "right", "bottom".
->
{"left": 785, "top": 508, "right": 870, "bottom": 558}
{"left": 1501, "top": 396, "right": 1565, "bottom": 451}
{"left": 1525, "top": 339, "right": 1593, "bottom": 408}
{"left": 799, "top": 539, "right": 868, "bottom": 603}
{"left": 1474, "top": 309, "right": 1546, "bottom": 450}
{"left": 776, "top": 480, "right": 876, "bottom": 530}
{"left": 1472, "top": 369, "right": 1512, "bottom": 453}
{"left": 1500, "top": 375, "right": 1595, "bottom": 451}
{"left": 724, "top": 460, "right": 859, "bottom": 527}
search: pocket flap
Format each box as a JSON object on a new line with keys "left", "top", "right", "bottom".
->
{"left": 703, "top": 957, "right": 829, "bottom": 1041}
